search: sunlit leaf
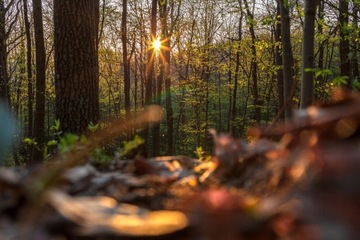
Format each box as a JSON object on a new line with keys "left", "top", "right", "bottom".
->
{"left": 107, "top": 210, "right": 188, "bottom": 236}
{"left": 47, "top": 190, "right": 188, "bottom": 237}
{"left": 23, "top": 137, "right": 34, "bottom": 145}
{"left": 47, "top": 140, "right": 58, "bottom": 147}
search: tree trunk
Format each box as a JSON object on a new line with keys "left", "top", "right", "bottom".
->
{"left": 23, "top": 0, "right": 33, "bottom": 161}
{"left": 278, "top": 0, "right": 295, "bottom": 121}
{"left": 164, "top": 32, "right": 173, "bottom": 155}
{"left": 352, "top": 3, "right": 359, "bottom": 83}
{"left": 339, "top": 0, "right": 351, "bottom": 89}
{"left": 316, "top": 0, "right": 324, "bottom": 100}
{"left": 300, "top": 0, "right": 317, "bottom": 108}
{"left": 231, "top": 6, "right": 243, "bottom": 135}
{"left": 54, "top": 0, "right": 100, "bottom": 135}
{"left": 275, "top": 3, "right": 284, "bottom": 119}
{"left": 244, "top": 0, "right": 260, "bottom": 123}
{"left": 121, "top": 0, "right": 131, "bottom": 121}
{"left": 144, "top": 0, "right": 157, "bottom": 156}
{"left": 0, "top": 0, "right": 8, "bottom": 105}
{"left": 31, "top": 0, "right": 46, "bottom": 164}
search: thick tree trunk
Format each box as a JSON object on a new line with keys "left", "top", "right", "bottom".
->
{"left": 300, "top": 0, "right": 317, "bottom": 108}
{"left": 54, "top": 0, "right": 100, "bottom": 135}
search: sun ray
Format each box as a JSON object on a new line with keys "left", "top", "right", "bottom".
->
{"left": 153, "top": 37, "right": 161, "bottom": 52}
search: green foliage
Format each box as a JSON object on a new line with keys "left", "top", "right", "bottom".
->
{"left": 50, "top": 119, "right": 63, "bottom": 141}
{"left": 194, "top": 146, "right": 204, "bottom": 159}
{"left": 305, "top": 68, "right": 332, "bottom": 79}
{"left": 194, "top": 146, "right": 211, "bottom": 162}
{"left": 332, "top": 76, "right": 348, "bottom": 86}
{"left": 88, "top": 122, "right": 99, "bottom": 133}
{"left": 246, "top": 16, "right": 256, "bottom": 27}
{"left": 23, "top": 137, "right": 35, "bottom": 146}
{"left": 352, "top": 78, "right": 360, "bottom": 90}
{"left": 119, "top": 135, "right": 145, "bottom": 157}
{"left": 261, "top": 16, "right": 273, "bottom": 26}
{"left": 91, "top": 148, "right": 112, "bottom": 166}
{"left": 58, "top": 134, "right": 79, "bottom": 153}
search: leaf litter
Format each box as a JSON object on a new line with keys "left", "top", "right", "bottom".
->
{"left": 0, "top": 93, "right": 360, "bottom": 239}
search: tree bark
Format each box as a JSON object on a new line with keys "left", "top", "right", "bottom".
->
{"left": 339, "top": 0, "right": 351, "bottom": 89}
{"left": 0, "top": 0, "right": 8, "bottom": 105}
{"left": 352, "top": 2, "right": 359, "bottom": 84}
{"left": 300, "top": 0, "right": 317, "bottom": 108}
{"left": 31, "top": 0, "right": 46, "bottom": 164}
{"left": 316, "top": 0, "right": 324, "bottom": 100}
{"left": 278, "top": 0, "right": 295, "bottom": 121}
{"left": 275, "top": 3, "right": 284, "bottom": 119}
{"left": 54, "top": 0, "right": 100, "bottom": 135}
{"left": 231, "top": 5, "right": 243, "bottom": 135}
{"left": 121, "top": 0, "right": 131, "bottom": 121}
{"left": 244, "top": 0, "right": 260, "bottom": 123}
{"left": 144, "top": 0, "right": 157, "bottom": 156}
{"left": 23, "top": 0, "right": 33, "bottom": 160}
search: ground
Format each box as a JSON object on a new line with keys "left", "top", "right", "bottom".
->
{"left": 0, "top": 92, "right": 359, "bottom": 240}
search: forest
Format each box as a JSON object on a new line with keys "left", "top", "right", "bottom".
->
{"left": 0, "top": 0, "right": 360, "bottom": 239}
{"left": 0, "top": 0, "right": 357, "bottom": 165}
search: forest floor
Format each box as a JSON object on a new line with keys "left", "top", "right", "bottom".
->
{"left": 0, "top": 91, "right": 360, "bottom": 240}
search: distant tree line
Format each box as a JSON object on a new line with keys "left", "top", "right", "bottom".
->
{"left": 0, "top": 0, "right": 359, "bottom": 165}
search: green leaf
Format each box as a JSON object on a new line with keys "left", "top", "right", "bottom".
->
{"left": 194, "top": 146, "right": 204, "bottom": 159}
{"left": 59, "top": 133, "right": 79, "bottom": 153}
{"left": 120, "top": 135, "right": 145, "bottom": 157}
{"left": 23, "top": 137, "right": 34, "bottom": 145}
{"left": 352, "top": 79, "right": 360, "bottom": 89}
{"left": 332, "top": 76, "right": 348, "bottom": 86}
{"left": 47, "top": 140, "right": 58, "bottom": 147}
{"left": 52, "top": 119, "right": 61, "bottom": 131}
{"left": 88, "top": 122, "right": 99, "bottom": 133}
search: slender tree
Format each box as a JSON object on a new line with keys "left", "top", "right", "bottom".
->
{"left": 244, "top": 0, "right": 260, "bottom": 123}
{"left": 315, "top": 0, "right": 325, "bottom": 100}
{"left": 31, "top": 0, "right": 46, "bottom": 164}
{"left": 339, "top": 0, "right": 351, "bottom": 89}
{"left": 275, "top": 3, "right": 284, "bottom": 119}
{"left": 300, "top": 0, "right": 317, "bottom": 108}
{"left": 278, "top": 0, "right": 294, "bottom": 121}
{"left": 0, "top": 0, "right": 8, "bottom": 105}
{"left": 352, "top": 1, "right": 360, "bottom": 82}
{"left": 23, "top": 0, "right": 33, "bottom": 159}
{"left": 164, "top": 0, "right": 175, "bottom": 155}
{"left": 144, "top": 0, "right": 157, "bottom": 156}
{"left": 231, "top": 1, "right": 244, "bottom": 134}
{"left": 54, "top": 0, "right": 100, "bottom": 135}
{"left": 121, "top": 0, "right": 131, "bottom": 120}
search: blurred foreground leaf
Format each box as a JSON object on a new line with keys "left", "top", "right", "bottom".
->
{"left": 47, "top": 190, "right": 188, "bottom": 237}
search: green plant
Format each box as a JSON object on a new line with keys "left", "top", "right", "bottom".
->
{"left": 88, "top": 121, "right": 99, "bottom": 133}
{"left": 119, "top": 135, "right": 145, "bottom": 157}
{"left": 194, "top": 146, "right": 212, "bottom": 162}
{"left": 332, "top": 76, "right": 348, "bottom": 86}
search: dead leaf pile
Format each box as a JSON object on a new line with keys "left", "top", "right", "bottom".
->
{"left": 0, "top": 93, "right": 359, "bottom": 239}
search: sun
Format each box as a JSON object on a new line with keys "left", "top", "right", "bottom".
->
{"left": 152, "top": 37, "right": 161, "bottom": 52}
